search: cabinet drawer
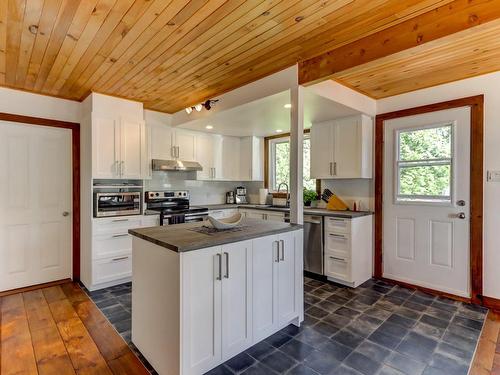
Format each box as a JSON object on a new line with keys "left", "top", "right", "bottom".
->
{"left": 93, "top": 217, "right": 143, "bottom": 234}
{"left": 325, "top": 217, "right": 351, "bottom": 234}
{"left": 324, "top": 253, "right": 351, "bottom": 281}
{"left": 324, "top": 232, "right": 351, "bottom": 258}
{"left": 93, "top": 255, "right": 131, "bottom": 285}
{"left": 93, "top": 233, "right": 131, "bottom": 260}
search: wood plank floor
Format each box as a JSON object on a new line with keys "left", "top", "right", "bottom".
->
{"left": 0, "top": 282, "right": 149, "bottom": 375}
{"left": 470, "top": 311, "right": 500, "bottom": 375}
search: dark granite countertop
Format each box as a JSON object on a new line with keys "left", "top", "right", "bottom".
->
{"left": 194, "top": 204, "right": 373, "bottom": 218}
{"left": 129, "top": 218, "right": 303, "bottom": 252}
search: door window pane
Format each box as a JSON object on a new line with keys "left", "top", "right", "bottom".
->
{"left": 396, "top": 124, "right": 453, "bottom": 203}
{"left": 399, "top": 125, "right": 452, "bottom": 161}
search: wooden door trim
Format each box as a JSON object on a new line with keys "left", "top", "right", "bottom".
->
{"left": 0, "top": 113, "right": 81, "bottom": 282}
{"left": 374, "top": 95, "right": 484, "bottom": 305}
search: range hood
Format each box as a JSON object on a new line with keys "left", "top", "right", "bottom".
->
{"left": 152, "top": 159, "right": 203, "bottom": 172}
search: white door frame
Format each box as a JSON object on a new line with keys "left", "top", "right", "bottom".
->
{"left": 374, "top": 96, "right": 484, "bottom": 305}
{"left": 0, "top": 113, "right": 80, "bottom": 294}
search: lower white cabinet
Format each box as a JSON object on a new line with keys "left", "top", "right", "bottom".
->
{"left": 208, "top": 208, "right": 239, "bottom": 219}
{"left": 324, "top": 215, "right": 373, "bottom": 287}
{"left": 84, "top": 215, "right": 157, "bottom": 291}
{"left": 182, "top": 241, "right": 253, "bottom": 374}
{"left": 252, "top": 232, "right": 300, "bottom": 342}
{"left": 131, "top": 229, "right": 303, "bottom": 375}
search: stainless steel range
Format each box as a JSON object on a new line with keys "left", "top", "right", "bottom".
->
{"left": 144, "top": 191, "right": 208, "bottom": 226}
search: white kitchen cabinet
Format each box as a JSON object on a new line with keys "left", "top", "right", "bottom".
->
{"left": 196, "top": 133, "right": 217, "bottom": 180}
{"left": 92, "top": 116, "right": 119, "bottom": 178}
{"left": 240, "top": 136, "right": 264, "bottom": 181}
{"left": 221, "top": 136, "right": 240, "bottom": 181}
{"left": 120, "top": 118, "right": 143, "bottom": 179}
{"left": 323, "top": 215, "right": 373, "bottom": 287}
{"left": 150, "top": 124, "right": 174, "bottom": 160}
{"left": 181, "top": 241, "right": 252, "bottom": 374}
{"left": 252, "top": 231, "right": 300, "bottom": 340}
{"left": 310, "top": 114, "right": 373, "bottom": 179}
{"left": 87, "top": 215, "right": 158, "bottom": 290}
{"left": 92, "top": 115, "right": 145, "bottom": 179}
{"left": 174, "top": 129, "right": 197, "bottom": 161}
{"left": 132, "top": 229, "right": 303, "bottom": 375}
{"left": 182, "top": 246, "right": 222, "bottom": 374}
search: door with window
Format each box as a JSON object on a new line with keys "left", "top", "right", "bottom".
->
{"left": 383, "top": 107, "right": 470, "bottom": 297}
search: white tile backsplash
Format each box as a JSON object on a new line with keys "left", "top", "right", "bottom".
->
{"left": 145, "top": 171, "right": 264, "bottom": 205}
{"left": 320, "top": 179, "right": 374, "bottom": 211}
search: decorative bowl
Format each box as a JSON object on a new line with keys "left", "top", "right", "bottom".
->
{"left": 207, "top": 213, "right": 243, "bottom": 229}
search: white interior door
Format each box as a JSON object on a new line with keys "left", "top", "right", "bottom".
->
{"left": 0, "top": 121, "right": 72, "bottom": 291}
{"left": 383, "top": 107, "right": 471, "bottom": 297}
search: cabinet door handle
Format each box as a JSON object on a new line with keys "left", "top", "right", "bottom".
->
{"left": 216, "top": 253, "right": 222, "bottom": 280}
{"left": 176, "top": 146, "right": 180, "bottom": 158}
{"left": 224, "top": 252, "right": 229, "bottom": 278}
{"left": 171, "top": 146, "right": 175, "bottom": 158}
{"left": 330, "top": 256, "right": 347, "bottom": 262}
{"left": 114, "top": 160, "right": 120, "bottom": 175}
{"left": 274, "top": 241, "right": 280, "bottom": 263}
{"left": 112, "top": 233, "right": 129, "bottom": 238}
{"left": 329, "top": 162, "right": 333, "bottom": 176}
{"left": 334, "top": 162, "right": 337, "bottom": 176}
{"left": 280, "top": 239, "right": 285, "bottom": 261}
{"left": 111, "top": 256, "right": 129, "bottom": 262}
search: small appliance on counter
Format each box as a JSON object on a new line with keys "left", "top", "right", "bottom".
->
{"left": 235, "top": 186, "right": 248, "bottom": 204}
{"left": 226, "top": 191, "right": 235, "bottom": 204}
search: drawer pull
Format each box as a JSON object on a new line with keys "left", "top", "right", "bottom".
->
{"left": 329, "top": 234, "right": 347, "bottom": 239}
{"left": 112, "top": 219, "right": 129, "bottom": 222}
{"left": 112, "top": 233, "right": 129, "bottom": 238}
{"left": 111, "top": 256, "right": 129, "bottom": 262}
{"left": 330, "top": 256, "right": 347, "bottom": 262}
{"left": 329, "top": 218, "right": 346, "bottom": 222}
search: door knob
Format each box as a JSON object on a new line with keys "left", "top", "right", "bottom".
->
{"left": 62, "top": 211, "right": 70, "bottom": 217}
{"left": 457, "top": 212, "right": 466, "bottom": 219}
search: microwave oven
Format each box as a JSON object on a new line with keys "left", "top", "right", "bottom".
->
{"left": 93, "top": 192, "right": 141, "bottom": 218}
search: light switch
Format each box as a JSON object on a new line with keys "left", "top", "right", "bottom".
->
{"left": 487, "top": 170, "right": 500, "bottom": 182}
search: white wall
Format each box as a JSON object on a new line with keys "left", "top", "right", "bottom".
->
{"left": 0, "top": 86, "right": 81, "bottom": 123}
{"left": 377, "top": 71, "right": 500, "bottom": 300}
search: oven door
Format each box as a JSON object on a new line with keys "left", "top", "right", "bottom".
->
{"left": 185, "top": 212, "right": 208, "bottom": 223}
{"left": 94, "top": 192, "right": 141, "bottom": 217}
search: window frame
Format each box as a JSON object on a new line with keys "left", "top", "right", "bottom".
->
{"left": 393, "top": 122, "right": 456, "bottom": 206}
{"left": 265, "top": 131, "right": 319, "bottom": 194}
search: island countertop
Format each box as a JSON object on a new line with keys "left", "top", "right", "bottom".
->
{"left": 128, "top": 218, "right": 303, "bottom": 252}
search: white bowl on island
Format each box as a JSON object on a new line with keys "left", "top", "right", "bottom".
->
{"left": 207, "top": 213, "right": 243, "bottom": 229}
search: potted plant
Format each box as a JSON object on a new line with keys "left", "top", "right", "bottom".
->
{"left": 303, "top": 189, "right": 318, "bottom": 207}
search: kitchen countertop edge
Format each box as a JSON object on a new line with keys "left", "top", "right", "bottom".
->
{"left": 129, "top": 220, "right": 303, "bottom": 252}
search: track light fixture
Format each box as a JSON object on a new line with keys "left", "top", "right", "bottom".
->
{"left": 184, "top": 99, "right": 219, "bottom": 114}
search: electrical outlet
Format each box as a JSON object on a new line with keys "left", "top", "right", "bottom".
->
{"left": 487, "top": 170, "right": 500, "bottom": 182}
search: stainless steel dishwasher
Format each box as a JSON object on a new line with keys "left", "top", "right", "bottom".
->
{"left": 303, "top": 215, "right": 323, "bottom": 275}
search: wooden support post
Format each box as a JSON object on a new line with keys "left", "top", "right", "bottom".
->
{"left": 290, "top": 85, "right": 304, "bottom": 225}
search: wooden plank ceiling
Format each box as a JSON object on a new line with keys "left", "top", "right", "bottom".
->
{"left": 331, "top": 18, "right": 500, "bottom": 99}
{"left": 0, "top": 0, "right": 461, "bottom": 113}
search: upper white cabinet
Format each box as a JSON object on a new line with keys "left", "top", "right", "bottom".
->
{"left": 240, "top": 136, "right": 263, "bottom": 181}
{"left": 310, "top": 114, "right": 373, "bottom": 179}
{"left": 92, "top": 115, "right": 145, "bottom": 179}
{"left": 196, "top": 133, "right": 217, "bottom": 180}
{"left": 174, "top": 129, "right": 197, "bottom": 161}
{"left": 150, "top": 124, "right": 173, "bottom": 160}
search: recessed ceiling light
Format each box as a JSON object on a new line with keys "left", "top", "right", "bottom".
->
{"left": 276, "top": 129, "right": 283, "bottom": 133}
{"left": 284, "top": 103, "right": 292, "bottom": 109}
{"left": 205, "top": 125, "right": 213, "bottom": 130}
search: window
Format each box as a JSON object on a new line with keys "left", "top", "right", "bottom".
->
{"left": 395, "top": 124, "right": 453, "bottom": 203}
{"left": 269, "top": 135, "right": 316, "bottom": 191}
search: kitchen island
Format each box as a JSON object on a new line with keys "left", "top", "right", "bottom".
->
{"left": 129, "top": 219, "right": 304, "bottom": 375}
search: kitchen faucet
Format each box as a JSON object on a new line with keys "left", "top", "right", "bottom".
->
{"left": 277, "top": 182, "right": 290, "bottom": 207}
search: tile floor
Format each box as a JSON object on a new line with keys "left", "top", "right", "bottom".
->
{"left": 85, "top": 278, "right": 487, "bottom": 375}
